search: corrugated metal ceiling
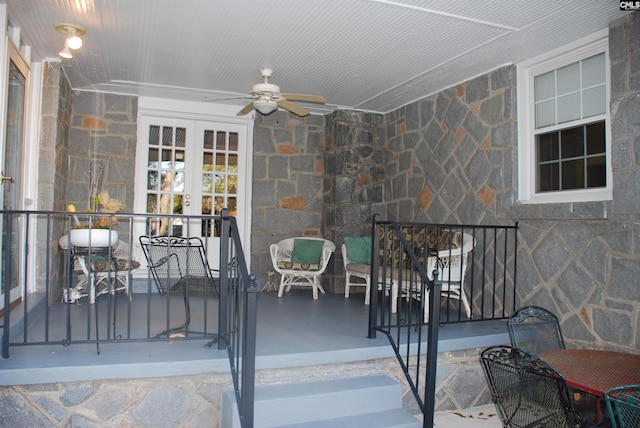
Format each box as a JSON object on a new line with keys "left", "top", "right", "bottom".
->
{"left": 4, "top": 0, "right": 629, "bottom": 115}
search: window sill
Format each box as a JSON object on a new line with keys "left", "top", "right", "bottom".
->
{"left": 511, "top": 200, "right": 612, "bottom": 221}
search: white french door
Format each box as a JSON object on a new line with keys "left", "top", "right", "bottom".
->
{"left": 0, "top": 40, "right": 28, "bottom": 311}
{"left": 135, "top": 101, "right": 253, "bottom": 269}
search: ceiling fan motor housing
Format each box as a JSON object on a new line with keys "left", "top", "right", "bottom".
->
{"left": 252, "top": 82, "right": 281, "bottom": 97}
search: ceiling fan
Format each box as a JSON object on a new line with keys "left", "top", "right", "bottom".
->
{"left": 205, "top": 68, "right": 325, "bottom": 117}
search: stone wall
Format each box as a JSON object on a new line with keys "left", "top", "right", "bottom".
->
{"left": 250, "top": 112, "right": 328, "bottom": 282}
{"left": 39, "top": 61, "right": 71, "bottom": 212}
{"left": 36, "top": 61, "right": 72, "bottom": 296}
{"left": 382, "top": 66, "right": 516, "bottom": 226}
{"left": 0, "top": 349, "right": 489, "bottom": 426}
{"left": 324, "top": 110, "right": 386, "bottom": 289}
{"left": 64, "top": 92, "right": 138, "bottom": 213}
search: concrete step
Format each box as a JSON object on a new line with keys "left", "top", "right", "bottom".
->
{"left": 221, "top": 374, "right": 421, "bottom": 428}
{"left": 279, "top": 408, "right": 421, "bottom": 427}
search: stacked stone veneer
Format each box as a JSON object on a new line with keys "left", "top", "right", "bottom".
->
{"left": 63, "top": 91, "right": 138, "bottom": 214}
{"left": 250, "top": 112, "right": 328, "bottom": 277}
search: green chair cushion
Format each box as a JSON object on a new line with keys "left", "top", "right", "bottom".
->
{"left": 292, "top": 239, "right": 324, "bottom": 264}
{"left": 344, "top": 236, "right": 371, "bottom": 265}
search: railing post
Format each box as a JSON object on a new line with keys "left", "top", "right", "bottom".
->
{"left": 218, "top": 208, "right": 229, "bottom": 350}
{"left": 423, "top": 271, "right": 442, "bottom": 428}
{"left": 1, "top": 211, "right": 13, "bottom": 358}
{"left": 240, "top": 274, "right": 259, "bottom": 428}
{"left": 368, "top": 213, "right": 380, "bottom": 339}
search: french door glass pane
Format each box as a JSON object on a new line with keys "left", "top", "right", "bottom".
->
{"left": 146, "top": 125, "right": 187, "bottom": 236}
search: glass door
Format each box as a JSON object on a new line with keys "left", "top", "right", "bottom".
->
{"left": 139, "top": 115, "right": 249, "bottom": 268}
{"left": 0, "top": 41, "right": 28, "bottom": 312}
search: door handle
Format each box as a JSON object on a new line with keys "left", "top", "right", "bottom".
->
{"left": 0, "top": 173, "right": 13, "bottom": 184}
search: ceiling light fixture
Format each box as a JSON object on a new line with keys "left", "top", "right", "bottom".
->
{"left": 58, "top": 45, "right": 73, "bottom": 59}
{"left": 54, "top": 23, "right": 86, "bottom": 59}
{"left": 253, "top": 99, "right": 278, "bottom": 115}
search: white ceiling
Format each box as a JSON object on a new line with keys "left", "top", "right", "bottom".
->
{"left": 4, "top": 0, "right": 629, "bottom": 116}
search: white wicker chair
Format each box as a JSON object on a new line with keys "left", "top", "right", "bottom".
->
{"left": 424, "top": 233, "right": 475, "bottom": 318}
{"left": 389, "top": 233, "right": 475, "bottom": 318}
{"left": 270, "top": 237, "right": 335, "bottom": 299}
{"left": 341, "top": 243, "right": 372, "bottom": 304}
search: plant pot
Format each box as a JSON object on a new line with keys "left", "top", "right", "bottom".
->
{"left": 69, "top": 229, "right": 118, "bottom": 248}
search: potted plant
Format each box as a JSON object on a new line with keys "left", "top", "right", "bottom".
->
{"left": 68, "top": 192, "right": 123, "bottom": 247}
{"left": 66, "top": 161, "right": 125, "bottom": 248}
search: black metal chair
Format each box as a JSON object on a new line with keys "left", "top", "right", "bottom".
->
{"left": 507, "top": 306, "right": 565, "bottom": 356}
{"left": 605, "top": 384, "right": 640, "bottom": 428}
{"left": 480, "top": 345, "right": 587, "bottom": 428}
{"left": 139, "top": 236, "right": 219, "bottom": 338}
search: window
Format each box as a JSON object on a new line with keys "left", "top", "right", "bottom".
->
{"left": 517, "top": 31, "right": 611, "bottom": 203}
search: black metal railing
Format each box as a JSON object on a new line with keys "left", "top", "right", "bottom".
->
{"left": 368, "top": 215, "right": 518, "bottom": 427}
{"left": 218, "top": 209, "right": 259, "bottom": 428}
{"left": 0, "top": 209, "right": 257, "bottom": 426}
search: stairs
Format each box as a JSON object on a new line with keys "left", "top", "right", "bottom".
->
{"left": 221, "top": 374, "right": 421, "bottom": 427}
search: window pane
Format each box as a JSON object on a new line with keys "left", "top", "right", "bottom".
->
{"left": 203, "top": 152, "right": 213, "bottom": 169}
{"left": 202, "top": 173, "right": 213, "bottom": 192}
{"left": 534, "top": 71, "right": 555, "bottom": 101}
{"left": 587, "top": 156, "right": 606, "bottom": 187}
{"left": 216, "top": 131, "right": 226, "bottom": 150}
{"left": 173, "top": 171, "right": 185, "bottom": 192}
{"left": 538, "top": 163, "right": 559, "bottom": 192}
{"left": 537, "top": 133, "right": 559, "bottom": 162}
{"left": 536, "top": 100, "right": 556, "bottom": 128}
{"left": 557, "top": 62, "right": 580, "bottom": 95}
{"left": 557, "top": 93, "right": 580, "bottom": 124}
{"left": 203, "top": 130, "right": 214, "bottom": 150}
{"left": 173, "top": 195, "right": 183, "bottom": 214}
{"left": 162, "top": 127, "right": 173, "bottom": 146}
{"left": 147, "top": 170, "right": 158, "bottom": 190}
{"left": 228, "top": 174, "right": 237, "bottom": 194}
{"left": 175, "top": 127, "right": 186, "bottom": 147}
{"left": 586, "top": 121, "right": 605, "bottom": 155}
{"left": 148, "top": 148, "right": 159, "bottom": 164}
{"left": 582, "top": 53, "right": 605, "bottom": 87}
{"left": 146, "top": 194, "right": 157, "bottom": 213}
{"left": 562, "top": 159, "right": 584, "bottom": 189}
{"left": 202, "top": 195, "right": 212, "bottom": 215}
{"left": 561, "top": 126, "right": 584, "bottom": 158}
{"left": 583, "top": 85, "right": 606, "bottom": 117}
{"left": 229, "top": 132, "right": 239, "bottom": 151}
{"left": 175, "top": 150, "right": 185, "bottom": 169}
{"left": 149, "top": 125, "right": 159, "bottom": 145}
{"left": 161, "top": 149, "right": 172, "bottom": 162}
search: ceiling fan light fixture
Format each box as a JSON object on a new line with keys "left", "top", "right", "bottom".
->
{"left": 254, "top": 99, "right": 278, "bottom": 115}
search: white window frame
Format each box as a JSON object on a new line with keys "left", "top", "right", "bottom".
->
{"left": 517, "top": 30, "right": 612, "bottom": 204}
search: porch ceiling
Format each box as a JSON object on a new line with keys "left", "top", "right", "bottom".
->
{"left": 5, "top": 0, "right": 629, "bottom": 115}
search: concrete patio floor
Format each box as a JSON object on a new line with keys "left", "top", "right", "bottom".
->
{"left": 1, "top": 289, "right": 510, "bottom": 385}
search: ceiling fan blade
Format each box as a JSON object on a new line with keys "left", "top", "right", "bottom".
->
{"left": 281, "top": 93, "right": 326, "bottom": 104}
{"left": 202, "top": 95, "right": 252, "bottom": 102}
{"left": 277, "top": 99, "right": 309, "bottom": 117}
{"left": 236, "top": 102, "right": 255, "bottom": 116}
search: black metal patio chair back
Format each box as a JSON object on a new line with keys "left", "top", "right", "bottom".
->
{"left": 605, "top": 384, "right": 640, "bottom": 428}
{"left": 139, "top": 235, "right": 219, "bottom": 298}
{"left": 507, "top": 306, "right": 565, "bottom": 356}
{"left": 480, "top": 345, "right": 586, "bottom": 428}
